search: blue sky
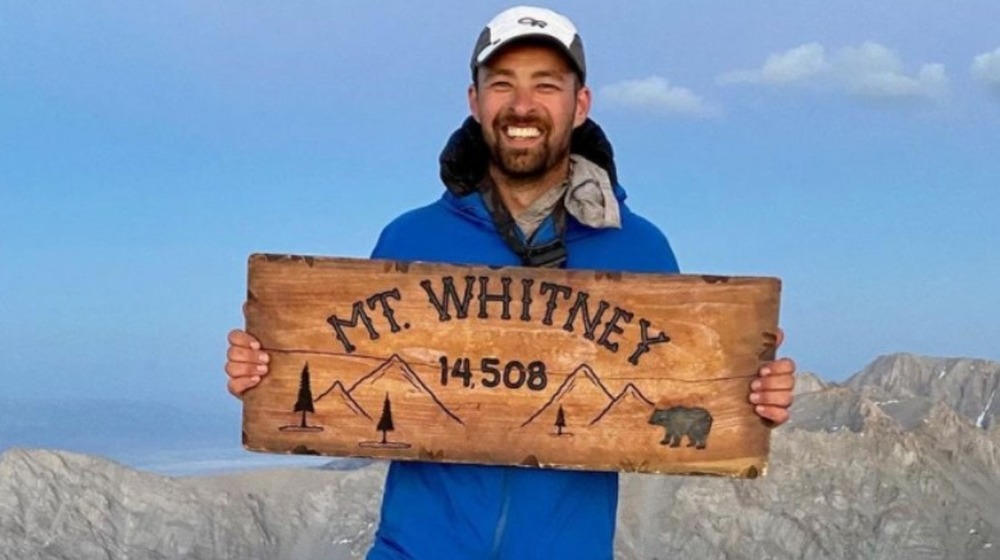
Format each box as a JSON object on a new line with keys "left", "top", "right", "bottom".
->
{"left": 1, "top": 1, "right": 998, "bottom": 415}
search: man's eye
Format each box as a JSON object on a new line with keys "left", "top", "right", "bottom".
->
{"left": 537, "top": 83, "right": 561, "bottom": 91}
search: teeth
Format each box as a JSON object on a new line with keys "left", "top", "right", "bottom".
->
{"left": 506, "top": 126, "right": 541, "bottom": 138}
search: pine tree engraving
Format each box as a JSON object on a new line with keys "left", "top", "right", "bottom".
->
{"left": 294, "top": 362, "right": 316, "bottom": 428}
{"left": 377, "top": 392, "right": 395, "bottom": 444}
{"left": 555, "top": 405, "right": 567, "bottom": 436}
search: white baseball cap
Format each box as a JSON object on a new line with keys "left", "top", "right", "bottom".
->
{"left": 470, "top": 6, "right": 586, "bottom": 83}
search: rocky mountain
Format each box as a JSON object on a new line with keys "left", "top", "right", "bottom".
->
{"left": 846, "top": 353, "right": 999, "bottom": 430}
{"left": 0, "top": 448, "right": 385, "bottom": 560}
{"left": 617, "top": 352, "right": 1000, "bottom": 559}
{"left": 792, "top": 370, "right": 828, "bottom": 395}
{"left": 3, "top": 353, "right": 1000, "bottom": 559}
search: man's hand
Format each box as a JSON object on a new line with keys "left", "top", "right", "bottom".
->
{"left": 225, "top": 329, "right": 269, "bottom": 398}
{"left": 750, "top": 329, "right": 796, "bottom": 426}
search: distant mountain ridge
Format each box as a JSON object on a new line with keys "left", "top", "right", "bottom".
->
{"left": 846, "top": 353, "right": 999, "bottom": 430}
{"left": 787, "top": 352, "right": 1000, "bottom": 434}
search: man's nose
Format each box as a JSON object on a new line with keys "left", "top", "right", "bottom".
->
{"left": 508, "top": 86, "right": 536, "bottom": 116}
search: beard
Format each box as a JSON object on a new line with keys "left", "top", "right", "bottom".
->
{"left": 485, "top": 114, "right": 572, "bottom": 180}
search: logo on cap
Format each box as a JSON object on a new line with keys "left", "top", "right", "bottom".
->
{"left": 517, "top": 17, "right": 548, "bottom": 28}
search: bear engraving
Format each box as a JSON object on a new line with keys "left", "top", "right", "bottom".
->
{"left": 648, "top": 406, "right": 713, "bottom": 449}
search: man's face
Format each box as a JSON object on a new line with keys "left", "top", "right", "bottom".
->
{"left": 469, "top": 42, "right": 591, "bottom": 182}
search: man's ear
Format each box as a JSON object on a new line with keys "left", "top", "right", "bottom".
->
{"left": 468, "top": 84, "right": 482, "bottom": 123}
{"left": 573, "top": 85, "right": 592, "bottom": 128}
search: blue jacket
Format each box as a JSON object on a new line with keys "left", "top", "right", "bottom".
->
{"left": 365, "top": 183, "right": 679, "bottom": 559}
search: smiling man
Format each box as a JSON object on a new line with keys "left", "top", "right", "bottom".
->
{"left": 471, "top": 39, "right": 589, "bottom": 214}
{"left": 225, "top": 6, "right": 796, "bottom": 559}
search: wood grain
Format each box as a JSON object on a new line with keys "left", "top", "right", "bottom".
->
{"left": 242, "top": 254, "right": 781, "bottom": 477}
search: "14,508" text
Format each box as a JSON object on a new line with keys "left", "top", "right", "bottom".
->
{"left": 439, "top": 356, "right": 548, "bottom": 391}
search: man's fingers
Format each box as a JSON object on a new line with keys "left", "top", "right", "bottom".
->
{"left": 752, "top": 351, "right": 796, "bottom": 427}
{"left": 226, "top": 329, "right": 265, "bottom": 400}
{"left": 228, "top": 329, "right": 261, "bottom": 350}
{"left": 750, "top": 390, "right": 793, "bottom": 407}
{"left": 226, "top": 360, "right": 268, "bottom": 379}
{"left": 226, "top": 328, "right": 269, "bottom": 382}
{"left": 751, "top": 373, "right": 795, "bottom": 392}
{"left": 227, "top": 345, "right": 270, "bottom": 365}
{"left": 755, "top": 405, "right": 790, "bottom": 425}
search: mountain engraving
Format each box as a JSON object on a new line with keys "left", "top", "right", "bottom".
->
{"left": 278, "top": 354, "right": 463, "bottom": 449}
{"left": 347, "top": 354, "right": 463, "bottom": 426}
{"left": 521, "top": 364, "right": 615, "bottom": 428}
{"left": 314, "top": 380, "right": 370, "bottom": 420}
{"left": 589, "top": 382, "right": 655, "bottom": 425}
{"left": 519, "top": 364, "right": 686, "bottom": 448}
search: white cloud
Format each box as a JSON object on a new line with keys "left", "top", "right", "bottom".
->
{"left": 718, "top": 42, "right": 949, "bottom": 102}
{"left": 971, "top": 47, "right": 1000, "bottom": 95}
{"left": 717, "top": 43, "right": 829, "bottom": 86}
{"left": 836, "top": 42, "right": 948, "bottom": 99}
{"left": 601, "top": 77, "right": 720, "bottom": 118}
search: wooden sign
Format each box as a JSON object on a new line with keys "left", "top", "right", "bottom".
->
{"left": 242, "top": 254, "right": 781, "bottom": 478}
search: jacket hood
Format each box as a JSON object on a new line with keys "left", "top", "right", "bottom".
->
{"left": 438, "top": 116, "right": 620, "bottom": 197}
